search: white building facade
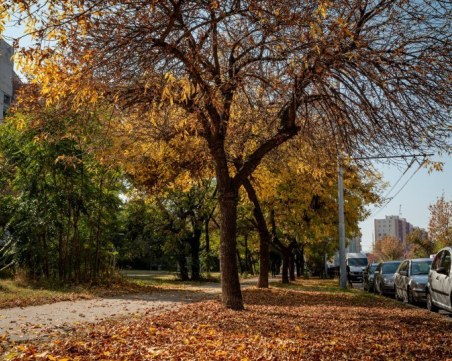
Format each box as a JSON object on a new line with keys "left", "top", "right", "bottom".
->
{"left": 0, "top": 39, "right": 14, "bottom": 121}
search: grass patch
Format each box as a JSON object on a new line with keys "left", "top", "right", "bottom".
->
{"left": 0, "top": 270, "right": 222, "bottom": 309}
{"left": 270, "top": 277, "right": 350, "bottom": 293}
{"left": 0, "top": 279, "right": 92, "bottom": 309}
{"left": 121, "top": 270, "right": 221, "bottom": 287}
{"left": 0, "top": 276, "right": 161, "bottom": 309}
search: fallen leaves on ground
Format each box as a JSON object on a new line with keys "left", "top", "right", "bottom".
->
{"left": 3, "top": 281, "right": 452, "bottom": 360}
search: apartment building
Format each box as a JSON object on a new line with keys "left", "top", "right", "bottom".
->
{"left": 0, "top": 39, "right": 14, "bottom": 121}
{"left": 374, "top": 215, "right": 414, "bottom": 244}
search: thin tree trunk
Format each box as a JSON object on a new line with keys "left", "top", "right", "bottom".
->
{"left": 58, "top": 231, "right": 65, "bottom": 281}
{"left": 300, "top": 245, "right": 305, "bottom": 276}
{"left": 190, "top": 228, "right": 202, "bottom": 281}
{"left": 94, "top": 175, "right": 105, "bottom": 280}
{"left": 242, "top": 178, "right": 270, "bottom": 288}
{"left": 205, "top": 218, "right": 210, "bottom": 253}
{"left": 289, "top": 252, "right": 296, "bottom": 281}
{"left": 236, "top": 250, "right": 242, "bottom": 274}
{"left": 281, "top": 251, "right": 290, "bottom": 284}
{"left": 178, "top": 253, "right": 189, "bottom": 281}
{"left": 41, "top": 232, "right": 50, "bottom": 278}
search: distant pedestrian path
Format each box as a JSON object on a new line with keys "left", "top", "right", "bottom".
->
{"left": 0, "top": 274, "right": 258, "bottom": 342}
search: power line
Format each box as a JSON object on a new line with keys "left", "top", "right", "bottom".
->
{"left": 380, "top": 157, "right": 416, "bottom": 202}
{"left": 352, "top": 153, "right": 434, "bottom": 160}
{"left": 385, "top": 159, "right": 426, "bottom": 204}
{"left": 368, "top": 157, "right": 427, "bottom": 218}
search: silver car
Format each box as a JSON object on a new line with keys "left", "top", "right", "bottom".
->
{"left": 374, "top": 261, "right": 402, "bottom": 296}
{"left": 427, "top": 246, "right": 452, "bottom": 313}
{"left": 394, "top": 258, "right": 432, "bottom": 304}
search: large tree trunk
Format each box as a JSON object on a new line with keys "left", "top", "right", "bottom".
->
{"left": 242, "top": 179, "right": 270, "bottom": 288}
{"left": 218, "top": 187, "right": 243, "bottom": 310}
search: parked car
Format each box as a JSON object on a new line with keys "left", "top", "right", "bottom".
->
{"left": 346, "top": 253, "right": 368, "bottom": 283}
{"left": 363, "top": 263, "right": 379, "bottom": 292}
{"left": 426, "top": 246, "right": 452, "bottom": 313}
{"left": 374, "top": 261, "right": 402, "bottom": 296}
{"left": 394, "top": 258, "right": 432, "bottom": 304}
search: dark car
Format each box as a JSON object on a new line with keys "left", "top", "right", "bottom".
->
{"left": 394, "top": 258, "right": 432, "bottom": 304}
{"left": 374, "top": 261, "right": 402, "bottom": 296}
{"left": 363, "top": 263, "right": 379, "bottom": 292}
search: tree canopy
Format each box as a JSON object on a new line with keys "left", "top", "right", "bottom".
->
{"left": 2, "top": 0, "right": 451, "bottom": 309}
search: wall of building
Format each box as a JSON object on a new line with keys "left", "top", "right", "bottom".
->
{"left": 0, "top": 39, "right": 14, "bottom": 121}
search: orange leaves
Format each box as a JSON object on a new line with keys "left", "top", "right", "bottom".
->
{"left": 5, "top": 281, "right": 452, "bottom": 360}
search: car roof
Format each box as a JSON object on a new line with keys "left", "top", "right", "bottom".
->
{"left": 410, "top": 258, "right": 432, "bottom": 262}
{"left": 436, "top": 246, "right": 452, "bottom": 253}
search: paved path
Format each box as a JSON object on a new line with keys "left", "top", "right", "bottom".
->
{"left": 0, "top": 279, "right": 258, "bottom": 342}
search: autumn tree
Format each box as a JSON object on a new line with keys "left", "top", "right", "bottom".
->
{"left": 406, "top": 228, "right": 435, "bottom": 259}
{"left": 373, "top": 236, "right": 404, "bottom": 261}
{"left": 242, "top": 137, "right": 382, "bottom": 284}
{"left": 4, "top": 0, "right": 451, "bottom": 309}
{"left": 428, "top": 195, "right": 452, "bottom": 251}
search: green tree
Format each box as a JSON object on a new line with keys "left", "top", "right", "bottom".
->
{"left": 0, "top": 102, "right": 123, "bottom": 282}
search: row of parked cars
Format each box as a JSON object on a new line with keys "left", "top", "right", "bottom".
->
{"left": 361, "top": 246, "right": 452, "bottom": 314}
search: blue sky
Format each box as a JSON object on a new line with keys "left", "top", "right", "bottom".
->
{"left": 359, "top": 155, "right": 452, "bottom": 252}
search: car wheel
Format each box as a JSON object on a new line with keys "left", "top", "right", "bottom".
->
{"left": 378, "top": 282, "right": 384, "bottom": 295}
{"left": 407, "top": 287, "right": 415, "bottom": 305}
{"left": 426, "top": 292, "right": 439, "bottom": 313}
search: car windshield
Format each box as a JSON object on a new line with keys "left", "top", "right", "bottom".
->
{"left": 382, "top": 262, "right": 401, "bottom": 274}
{"left": 369, "top": 264, "right": 378, "bottom": 274}
{"left": 348, "top": 258, "right": 368, "bottom": 267}
{"left": 410, "top": 260, "right": 432, "bottom": 275}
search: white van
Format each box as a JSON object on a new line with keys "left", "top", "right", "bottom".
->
{"left": 346, "top": 253, "right": 368, "bottom": 283}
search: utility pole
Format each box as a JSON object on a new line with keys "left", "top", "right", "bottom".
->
{"left": 335, "top": 152, "right": 432, "bottom": 288}
{"left": 338, "top": 156, "right": 347, "bottom": 289}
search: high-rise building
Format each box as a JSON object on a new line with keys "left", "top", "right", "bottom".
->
{"left": 0, "top": 39, "right": 14, "bottom": 121}
{"left": 374, "top": 215, "right": 414, "bottom": 244}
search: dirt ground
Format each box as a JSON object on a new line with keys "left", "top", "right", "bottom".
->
{"left": 0, "top": 278, "right": 258, "bottom": 342}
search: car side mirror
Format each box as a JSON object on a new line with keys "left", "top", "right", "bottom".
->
{"left": 399, "top": 270, "right": 407, "bottom": 276}
{"left": 436, "top": 267, "right": 449, "bottom": 276}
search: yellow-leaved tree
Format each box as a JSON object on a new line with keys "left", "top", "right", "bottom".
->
{"left": 3, "top": 0, "right": 451, "bottom": 309}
